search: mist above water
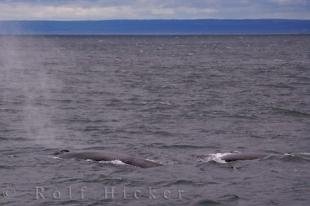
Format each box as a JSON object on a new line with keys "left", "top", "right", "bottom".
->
{"left": 0, "top": 36, "right": 65, "bottom": 148}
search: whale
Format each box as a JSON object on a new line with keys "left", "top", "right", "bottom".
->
{"left": 53, "top": 150, "right": 162, "bottom": 168}
{"left": 220, "top": 153, "right": 267, "bottom": 162}
{"left": 196, "top": 152, "right": 269, "bottom": 163}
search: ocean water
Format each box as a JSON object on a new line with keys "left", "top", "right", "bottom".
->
{"left": 0, "top": 35, "right": 309, "bottom": 206}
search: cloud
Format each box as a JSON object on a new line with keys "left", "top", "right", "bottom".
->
{"left": 270, "top": 0, "right": 307, "bottom": 5}
{"left": 0, "top": 0, "right": 309, "bottom": 20}
{"left": 0, "top": 4, "right": 139, "bottom": 20}
{"left": 0, "top": 1, "right": 218, "bottom": 20}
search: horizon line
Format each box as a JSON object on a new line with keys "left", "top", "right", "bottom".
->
{"left": 1, "top": 18, "right": 310, "bottom": 22}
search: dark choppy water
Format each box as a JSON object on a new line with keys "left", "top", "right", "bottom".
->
{"left": 0, "top": 36, "right": 310, "bottom": 206}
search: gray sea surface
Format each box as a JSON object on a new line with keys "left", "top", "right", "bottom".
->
{"left": 0, "top": 35, "right": 310, "bottom": 206}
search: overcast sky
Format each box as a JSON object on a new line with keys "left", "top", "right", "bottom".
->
{"left": 0, "top": 0, "right": 309, "bottom": 20}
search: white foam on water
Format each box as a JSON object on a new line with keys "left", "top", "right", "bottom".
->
{"left": 145, "top": 158, "right": 158, "bottom": 163}
{"left": 295, "top": 152, "right": 310, "bottom": 156}
{"left": 283, "top": 152, "right": 310, "bottom": 156}
{"left": 198, "top": 152, "right": 238, "bottom": 164}
{"left": 99, "top": 160, "right": 127, "bottom": 165}
{"left": 50, "top": 156, "right": 61, "bottom": 159}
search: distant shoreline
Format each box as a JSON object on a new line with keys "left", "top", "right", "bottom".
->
{"left": 0, "top": 34, "right": 309, "bottom": 37}
{"left": 1, "top": 19, "right": 309, "bottom": 35}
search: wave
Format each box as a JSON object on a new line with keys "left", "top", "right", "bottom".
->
{"left": 148, "top": 143, "right": 216, "bottom": 149}
{"left": 271, "top": 107, "right": 310, "bottom": 117}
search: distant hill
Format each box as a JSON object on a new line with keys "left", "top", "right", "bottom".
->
{"left": 0, "top": 19, "right": 309, "bottom": 35}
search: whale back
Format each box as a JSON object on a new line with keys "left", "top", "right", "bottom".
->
{"left": 57, "top": 151, "right": 161, "bottom": 168}
{"left": 122, "top": 157, "right": 162, "bottom": 168}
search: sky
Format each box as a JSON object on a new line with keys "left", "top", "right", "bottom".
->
{"left": 0, "top": 0, "right": 309, "bottom": 20}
